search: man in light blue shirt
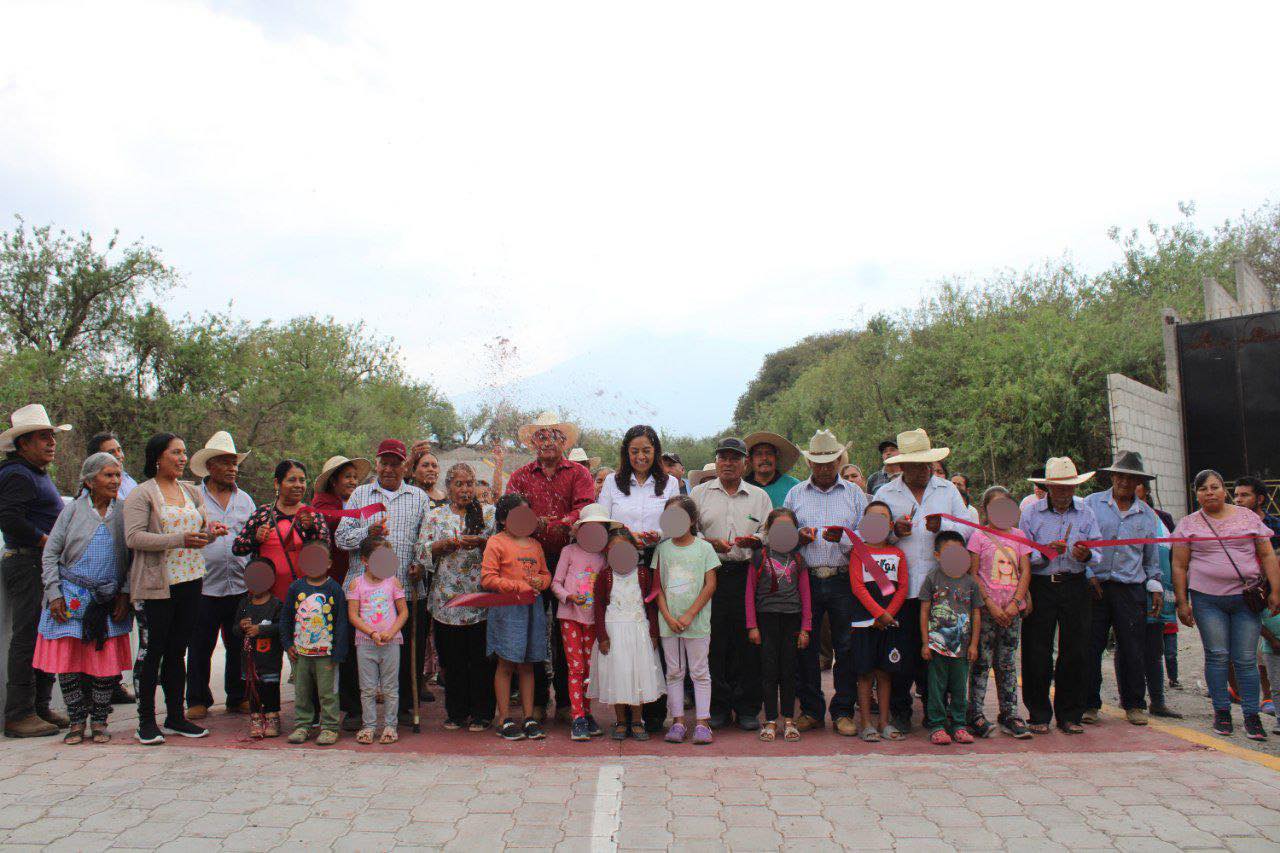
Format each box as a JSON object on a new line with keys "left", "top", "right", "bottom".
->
{"left": 1082, "top": 451, "right": 1165, "bottom": 727}
{"left": 1019, "top": 457, "right": 1100, "bottom": 734}
{"left": 784, "top": 430, "right": 868, "bottom": 734}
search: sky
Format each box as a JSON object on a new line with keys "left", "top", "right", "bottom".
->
{"left": 2, "top": 1, "right": 1278, "bottom": 436}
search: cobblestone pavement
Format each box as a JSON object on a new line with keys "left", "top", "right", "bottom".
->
{"left": 1, "top": 735, "right": 1279, "bottom": 851}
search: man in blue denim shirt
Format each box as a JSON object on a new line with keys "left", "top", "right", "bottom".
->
{"left": 1020, "top": 457, "right": 1100, "bottom": 734}
{"left": 1082, "top": 451, "right": 1165, "bottom": 727}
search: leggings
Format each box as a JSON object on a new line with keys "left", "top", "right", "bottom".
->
{"left": 661, "top": 636, "right": 711, "bottom": 720}
{"left": 758, "top": 612, "right": 801, "bottom": 721}
{"left": 560, "top": 619, "right": 597, "bottom": 719}
{"left": 58, "top": 673, "right": 117, "bottom": 727}
{"left": 133, "top": 579, "right": 202, "bottom": 722}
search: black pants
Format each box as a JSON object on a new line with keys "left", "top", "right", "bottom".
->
{"left": 434, "top": 620, "right": 496, "bottom": 723}
{"left": 532, "top": 590, "right": 570, "bottom": 713}
{"left": 1144, "top": 622, "right": 1167, "bottom": 708}
{"left": 759, "top": 611, "right": 801, "bottom": 721}
{"left": 2, "top": 549, "right": 55, "bottom": 720}
{"left": 708, "top": 561, "right": 761, "bottom": 721}
{"left": 1086, "top": 581, "right": 1148, "bottom": 711}
{"left": 186, "top": 592, "right": 245, "bottom": 709}
{"left": 890, "top": 598, "right": 929, "bottom": 724}
{"left": 798, "top": 573, "right": 858, "bottom": 721}
{"left": 398, "top": 595, "right": 429, "bottom": 714}
{"left": 134, "top": 579, "right": 202, "bottom": 722}
{"left": 249, "top": 681, "right": 281, "bottom": 714}
{"left": 1021, "top": 574, "right": 1091, "bottom": 727}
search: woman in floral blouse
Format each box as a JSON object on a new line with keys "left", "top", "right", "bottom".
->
{"left": 417, "top": 462, "right": 496, "bottom": 730}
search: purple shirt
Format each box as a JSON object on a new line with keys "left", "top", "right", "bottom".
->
{"left": 1173, "top": 507, "right": 1271, "bottom": 597}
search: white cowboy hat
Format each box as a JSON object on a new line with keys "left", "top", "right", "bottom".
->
{"left": 1028, "top": 456, "right": 1095, "bottom": 487}
{"left": 883, "top": 429, "right": 950, "bottom": 465}
{"left": 0, "top": 404, "right": 72, "bottom": 452}
{"left": 800, "top": 430, "right": 852, "bottom": 465}
{"left": 189, "top": 431, "right": 251, "bottom": 478}
{"left": 314, "top": 455, "right": 372, "bottom": 495}
{"left": 567, "top": 447, "right": 601, "bottom": 469}
{"left": 572, "top": 502, "right": 620, "bottom": 529}
{"left": 688, "top": 463, "right": 718, "bottom": 487}
{"left": 743, "top": 431, "right": 801, "bottom": 473}
{"left": 517, "top": 411, "right": 580, "bottom": 451}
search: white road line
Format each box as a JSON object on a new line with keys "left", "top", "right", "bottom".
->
{"left": 590, "top": 763, "right": 623, "bottom": 852}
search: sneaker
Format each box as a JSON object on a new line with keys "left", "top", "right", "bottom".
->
{"left": 570, "top": 717, "right": 590, "bottom": 742}
{"left": 998, "top": 715, "right": 1033, "bottom": 739}
{"left": 469, "top": 719, "right": 492, "bottom": 733}
{"left": 1213, "top": 709, "right": 1233, "bottom": 736}
{"left": 1168, "top": 679, "right": 1182, "bottom": 690}
{"left": 135, "top": 718, "right": 165, "bottom": 745}
{"left": 1244, "top": 714, "right": 1267, "bottom": 741}
{"left": 523, "top": 718, "right": 546, "bottom": 740}
{"left": 834, "top": 716, "right": 859, "bottom": 737}
{"left": 665, "top": 722, "right": 687, "bottom": 743}
{"left": 287, "top": 727, "right": 311, "bottom": 744}
{"left": 969, "top": 716, "right": 995, "bottom": 739}
{"left": 930, "top": 728, "right": 952, "bottom": 746}
{"left": 585, "top": 715, "right": 603, "bottom": 737}
{"left": 952, "top": 727, "right": 975, "bottom": 744}
{"left": 316, "top": 730, "right": 340, "bottom": 746}
{"left": 442, "top": 718, "right": 463, "bottom": 731}
{"left": 264, "top": 713, "right": 280, "bottom": 738}
{"left": 1126, "top": 708, "right": 1149, "bottom": 726}
{"left": 692, "top": 724, "right": 713, "bottom": 745}
{"left": 162, "top": 717, "right": 209, "bottom": 739}
{"left": 497, "top": 719, "right": 524, "bottom": 740}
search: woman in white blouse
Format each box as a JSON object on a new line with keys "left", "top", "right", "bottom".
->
{"left": 597, "top": 425, "right": 681, "bottom": 547}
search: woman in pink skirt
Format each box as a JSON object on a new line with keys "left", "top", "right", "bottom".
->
{"left": 34, "top": 452, "right": 133, "bottom": 744}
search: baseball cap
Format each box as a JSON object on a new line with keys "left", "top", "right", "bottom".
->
{"left": 877, "top": 439, "right": 899, "bottom": 454}
{"left": 376, "top": 439, "right": 408, "bottom": 460}
{"left": 661, "top": 452, "right": 683, "bottom": 465}
{"left": 714, "top": 437, "right": 748, "bottom": 458}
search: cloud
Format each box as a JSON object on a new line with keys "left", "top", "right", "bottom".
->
{"left": 1, "top": 0, "right": 1277, "bottom": 428}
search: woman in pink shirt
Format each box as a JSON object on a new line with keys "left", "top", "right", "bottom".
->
{"left": 551, "top": 504, "right": 614, "bottom": 741}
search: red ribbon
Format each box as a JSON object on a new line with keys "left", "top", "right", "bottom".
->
{"left": 446, "top": 590, "right": 537, "bottom": 608}
{"left": 305, "top": 502, "right": 387, "bottom": 521}
{"left": 824, "top": 527, "right": 897, "bottom": 597}
{"left": 926, "top": 513, "right": 1059, "bottom": 559}
{"left": 926, "top": 512, "right": 1265, "bottom": 555}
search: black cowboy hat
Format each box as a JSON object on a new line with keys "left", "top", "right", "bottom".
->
{"left": 1099, "top": 450, "right": 1155, "bottom": 481}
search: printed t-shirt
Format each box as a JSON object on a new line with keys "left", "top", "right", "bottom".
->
{"left": 292, "top": 581, "right": 341, "bottom": 656}
{"left": 967, "top": 527, "right": 1032, "bottom": 610}
{"left": 849, "top": 545, "right": 908, "bottom": 627}
{"left": 919, "top": 569, "right": 981, "bottom": 658}
{"left": 654, "top": 537, "right": 719, "bottom": 638}
{"left": 348, "top": 574, "right": 405, "bottom": 646}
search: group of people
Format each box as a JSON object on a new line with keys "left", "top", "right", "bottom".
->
{"left": 3, "top": 401, "right": 1279, "bottom": 748}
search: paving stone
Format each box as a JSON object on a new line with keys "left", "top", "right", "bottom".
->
{"left": 721, "top": 826, "right": 784, "bottom": 850}
{"left": 220, "top": 825, "right": 291, "bottom": 851}
{"left": 775, "top": 815, "right": 834, "bottom": 838}
{"left": 667, "top": 816, "right": 727, "bottom": 838}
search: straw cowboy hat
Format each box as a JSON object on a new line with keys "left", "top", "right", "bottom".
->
{"left": 572, "top": 502, "right": 620, "bottom": 530}
{"left": 883, "top": 429, "right": 950, "bottom": 465}
{"left": 518, "top": 411, "right": 580, "bottom": 451}
{"left": 0, "top": 404, "right": 72, "bottom": 452}
{"left": 189, "top": 431, "right": 251, "bottom": 478}
{"left": 315, "top": 455, "right": 372, "bottom": 494}
{"left": 800, "top": 430, "right": 852, "bottom": 465}
{"left": 743, "top": 431, "right": 801, "bottom": 472}
{"left": 567, "top": 447, "right": 601, "bottom": 469}
{"left": 1098, "top": 450, "right": 1155, "bottom": 481}
{"left": 1028, "top": 456, "right": 1095, "bottom": 487}
{"left": 689, "top": 463, "right": 718, "bottom": 487}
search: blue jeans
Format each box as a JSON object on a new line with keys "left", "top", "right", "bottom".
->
{"left": 797, "top": 573, "right": 856, "bottom": 721}
{"left": 1190, "top": 590, "right": 1262, "bottom": 715}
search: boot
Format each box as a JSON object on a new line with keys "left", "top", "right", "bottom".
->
{"left": 37, "top": 707, "right": 69, "bottom": 729}
{"left": 248, "top": 713, "right": 265, "bottom": 740}
{"left": 264, "top": 713, "right": 281, "bottom": 738}
{"left": 3, "top": 714, "right": 58, "bottom": 738}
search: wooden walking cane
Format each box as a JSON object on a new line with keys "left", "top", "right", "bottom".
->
{"left": 411, "top": 578, "right": 421, "bottom": 733}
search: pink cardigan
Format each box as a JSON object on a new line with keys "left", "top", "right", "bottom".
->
{"left": 550, "top": 543, "right": 606, "bottom": 624}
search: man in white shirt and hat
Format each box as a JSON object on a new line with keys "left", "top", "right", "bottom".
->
{"left": 874, "top": 429, "right": 970, "bottom": 733}
{"left": 185, "top": 431, "right": 256, "bottom": 720}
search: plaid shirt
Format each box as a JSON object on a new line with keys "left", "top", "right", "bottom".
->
{"left": 783, "top": 477, "right": 868, "bottom": 568}
{"left": 334, "top": 480, "right": 430, "bottom": 594}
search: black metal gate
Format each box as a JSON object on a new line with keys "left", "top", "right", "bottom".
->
{"left": 1177, "top": 309, "right": 1280, "bottom": 513}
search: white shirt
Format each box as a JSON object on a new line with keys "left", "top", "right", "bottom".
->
{"left": 690, "top": 478, "right": 773, "bottom": 563}
{"left": 598, "top": 472, "right": 681, "bottom": 536}
{"left": 874, "top": 475, "right": 970, "bottom": 598}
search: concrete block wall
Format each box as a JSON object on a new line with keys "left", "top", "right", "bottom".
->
{"left": 1107, "top": 373, "right": 1187, "bottom": 521}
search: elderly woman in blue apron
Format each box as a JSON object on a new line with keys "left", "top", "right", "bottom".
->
{"left": 33, "top": 452, "right": 133, "bottom": 744}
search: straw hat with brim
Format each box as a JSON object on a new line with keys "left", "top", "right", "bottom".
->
{"left": 572, "top": 503, "right": 620, "bottom": 530}
{"left": 1098, "top": 450, "right": 1155, "bottom": 481}
{"left": 0, "top": 404, "right": 72, "bottom": 452}
{"left": 1028, "top": 456, "right": 1095, "bottom": 487}
{"left": 315, "top": 455, "right": 372, "bottom": 495}
{"left": 883, "top": 429, "right": 950, "bottom": 465}
{"left": 800, "top": 430, "right": 852, "bottom": 465}
{"left": 567, "top": 447, "right": 601, "bottom": 469}
{"left": 744, "top": 431, "right": 801, "bottom": 472}
{"left": 689, "top": 464, "right": 718, "bottom": 487}
{"left": 518, "top": 412, "right": 580, "bottom": 451}
{"left": 189, "top": 431, "right": 251, "bottom": 478}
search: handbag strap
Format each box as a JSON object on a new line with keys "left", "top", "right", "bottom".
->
{"left": 272, "top": 507, "right": 301, "bottom": 582}
{"left": 1198, "top": 510, "right": 1254, "bottom": 585}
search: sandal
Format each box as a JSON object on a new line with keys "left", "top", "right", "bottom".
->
{"left": 379, "top": 726, "right": 398, "bottom": 744}
{"left": 759, "top": 721, "right": 777, "bottom": 742}
{"left": 611, "top": 722, "right": 628, "bottom": 741}
{"left": 880, "top": 724, "right": 904, "bottom": 741}
{"left": 783, "top": 720, "right": 800, "bottom": 741}
{"left": 63, "top": 726, "right": 85, "bottom": 745}
{"left": 1058, "top": 722, "right": 1084, "bottom": 735}
{"left": 860, "top": 726, "right": 881, "bottom": 743}
{"left": 930, "top": 728, "right": 953, "bottom": 746}
{"left": 1027, "top": 722, "right": 1051, "bottom": 735}
{"left": 356, "top": 728, "right": 375, "bottom": 745}
{"left": 629, "top": 722, "right": 649, "bottom": 741}
{"left": 91, "top": 727, "right": 111, "bottom": 744}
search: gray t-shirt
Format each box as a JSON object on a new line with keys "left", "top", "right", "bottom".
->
{"left": 918, "top": 569, "right": 981, "bottom": 657}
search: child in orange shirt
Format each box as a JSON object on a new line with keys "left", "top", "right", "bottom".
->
{"left": 481, "top": 494, "right": 552, "bottom": 741}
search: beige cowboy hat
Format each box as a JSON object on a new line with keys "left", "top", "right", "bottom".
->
{"left": 743, "top": 431, "right": 801, "bottom": 472}
{"left": 800, "top": 429, "right": 852, "bottom": 465}
{"left": 883, "top": 429, "right": 950, "bottom": 465}
{"left": 315, "top": 455, "right": 373, "bottom": 495}
{"left": 567, "top": 447, "right": 601, "bottom": 469}
{"left": 518, "top": 411, "right": 580, "bottom": 451}
{"left": 688, "top": 463, "right": 718, "bottom": 487}
{"left": 1028, "top": 456, "right": 1095, "bottom": 487}
{"left": 0, "top": 404, "right": 72, "bottom": 452}
{"left": 189, "top": 431, "right": 251, "bottom": 478}
{"left": 572, "top": 502, "right": 620, "bottom": 530}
